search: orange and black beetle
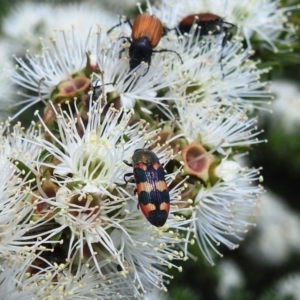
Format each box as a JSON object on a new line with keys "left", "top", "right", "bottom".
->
{"left": 108, "top": 13, "right": 182, "bottom": 75}
{"left": 124, "top": 149, "right": 170, "bottom": 227}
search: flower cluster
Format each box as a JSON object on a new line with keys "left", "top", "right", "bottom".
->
{"left": 0, "top": 0, "right": 295, "bottom": 298}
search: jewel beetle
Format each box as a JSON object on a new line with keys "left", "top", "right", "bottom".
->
{"left": 124, "top": 149, "right": 170, "bottom": 227}
{"left": 108, "top": 13, "right": 183, "bottom": 75}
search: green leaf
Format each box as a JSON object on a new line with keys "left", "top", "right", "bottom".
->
{"left": 12, "top": 159, "right": 37, "bottom": 186}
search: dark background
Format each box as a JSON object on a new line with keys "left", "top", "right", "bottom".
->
{"left": 0, "top": 0, "right": 300, "bottom": 299}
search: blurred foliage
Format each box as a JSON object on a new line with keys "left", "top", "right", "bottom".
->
{"left": 0, "top": 0, "right": 79, "bottom": 23}
{"left": 0, "top": 0, "right": 300, "bottom": 299}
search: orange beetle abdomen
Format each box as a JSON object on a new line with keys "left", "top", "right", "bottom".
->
{"left": 131, "top": 14, "right": 164, "bottom": 48}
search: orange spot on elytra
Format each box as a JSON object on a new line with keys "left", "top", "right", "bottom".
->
{"left": 155, "top": 181, "right": 167, "bottom": 192}
{"left": 153, "top": 162, "right": 161, "bottom": 170}
{"left": 137, "top": 182, "right": 153, "bottom": 193}
{"left": 140, "top": 203, "right": 156, "bottom": 218}
{"left": 137, "top": 181, "right": 167, "bottom": 193}
{"left": 159, "top": 202, "right": 169, "bottom": 213}
{"left": 135, "top": 162, "right": 148, "bottom": 171}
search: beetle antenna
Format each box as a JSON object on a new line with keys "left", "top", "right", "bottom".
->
{"left": 223, "top": 21, "right": 236, "bottom": 28}
{"left": 99, "top": 71, "right": 106, "bottom": 104}
{"left": 107, "top": 20, "right": 122, "bottom": 35}
{"left": 153, "top": 49, "right": 183, "bottom": 64}
{"left": 107, "top": 15, "right": 131, "bottom": 34}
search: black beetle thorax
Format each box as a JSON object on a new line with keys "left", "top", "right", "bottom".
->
{"left": 129, "top": 37, "right": 153, "bottom": 69}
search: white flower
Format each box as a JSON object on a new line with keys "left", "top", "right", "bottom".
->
{"left": 108, "top": 212, "right": 188, "bottom": 293}
{"left": 215, "top": 159, "right": 242, "bottom": 182}
{"left": 2, "top": 1, "right": 116, "bottom": 54}
{"left": 144, "top": 288, "right": 168, "bottom": 300}
{"left": 268, "top": 80, "right": 300, "bottom": 134}
{"left": 6, "top": 122, "right": 42, "bottom": 162}
{"left": 156, "top": 0, "right": 297, "bottom": 51}
{"left": 190, "top": 162, "right": 262, "bottom": 264}
{"left": 99, "top": 0, "right": 138, "bottom": 14}
{"left": 0, "top": 41, "right": 15, "bottom": 119}
{"left": 217, "top": 260, "right": 244, "bottom": 299}
{"left": 93, "top": 27, "right": 183, "bottom": 110}
{"left": 175, "top": 103, "right": 264, "bottom": 155}
{"left": 276, "top": 273, "right": 300, "bottom": 299}
{"left": 166, "top": 34, "right": 271, "bottom": 113}
{"left": 29, "top": 102, "right": 151, "bottom": 259}
{"left": 8, "top": 28, "right": 94, "bottom": 118}
{"left": 247, "top": 191, "right": 300, "bottom": 265}
{"left": 0, "top": 123, "right": 41, "bottom": 257}
{"left": 0, "top": 251, "right": 137, "bottom": 299}
{"left": 33, "top": 101, "right": 159, "bottom": 192}
{"left": 20, "top": 99, "right": 192, "bottom": 294}
{"left": 8, "top": 25, "right": 183, "bottom": 119}
{"left": 0, "top": 158, "right": 32, "bottom": 257}
{"left": 2, "top": 0, "right": 289, "bottom": 296}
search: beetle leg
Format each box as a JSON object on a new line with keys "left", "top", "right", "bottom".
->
{"left": 126, "top": 18, "right": 133, "bottom": 29}
{"left": 118, "top": 48, "right": 126, "bottom": 59}
{"left": 123, "top": 172, "right": 133, "bottom": 184}
{"left": 162, "top": 26, "right": 173, "bottom": 36}
{"left": 142, "top": 60, "right": 151, "bottom": 76}
{"left": 118, "top": 37, "right": 132, "bottom": 59}
{"left": 123, "top": 160, "right": 132, "bottom": 167}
